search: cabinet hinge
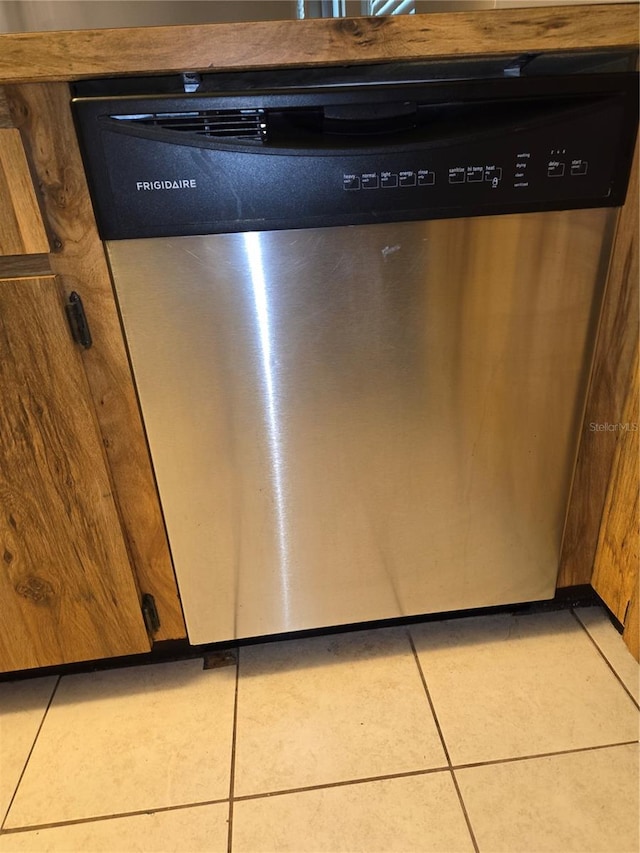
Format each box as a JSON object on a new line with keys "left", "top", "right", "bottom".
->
{"left": 141, "top": 593, "right": 161, "bottom": 635}
{"left": 65, "top": 291, "right": 93, "bottom": 349}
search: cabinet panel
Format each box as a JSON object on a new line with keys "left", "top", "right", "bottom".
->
{"left": 0, "top": 128, "right": 49, "bottom": 255}
{"left": 6, "top": 82, "right": 187, "bottom": 641}
{"left": 0, "top": 276, "right": 150, "bottom": 671}
{"left": 592, "top": 349, "right": 639, "bottom": 661}
{"left": 558, "top": 140, "right": 638, "bottom": 588}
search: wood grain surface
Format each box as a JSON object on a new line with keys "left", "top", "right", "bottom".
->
{"left": 0, "top": 276, "right": 150, "bottom": 671}
{"left": 0, "top": 4, "right": 637, "bottom": 84}
{"left": 0, "top": 128, "right": 49, "bottom": 255}
{"left": 5, "top": 82, "right": 187, "bottom": 641}
{"left": 0, "top": 88, "right": 11, "bottom": 127}
{"left": 558, "top": 140, "right": 639, "bottom": 589}
{"left": 0, "top": 254, "right": 51, "bottom": 280}
{"left": 591, "top": 348, "right": 639, "bottom": 661}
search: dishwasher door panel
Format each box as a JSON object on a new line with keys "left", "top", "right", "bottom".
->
{"left": 106, "top": 210, "right": 613, "bottom": 644}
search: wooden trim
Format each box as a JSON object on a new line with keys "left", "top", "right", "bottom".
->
{"left": 0, "top": 4, "right": 637, "bottom": 84}
{"left": 0, "top": 128, "right": 49, "bottom": 255}
{"left": 592, "top": 348, "right": 639, "bottom": 661}
{"left": 0, "top": 254, "right": 51, "bottom": 279}
{"left": 6, "top": 82, "right": 187, "bottom": 642}
{"left": 0, "top": 88, "right": 12, "bottom": 127}
{"left": 558, "top": 138, "right": 639, "bottom": 587}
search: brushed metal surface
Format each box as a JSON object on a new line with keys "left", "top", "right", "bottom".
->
{"left": 107, "top": 210, "right": 614, "bottom": 644}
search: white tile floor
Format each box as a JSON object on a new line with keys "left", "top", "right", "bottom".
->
{"left": 0, "top": 605, "right": 638, "bottom": 853}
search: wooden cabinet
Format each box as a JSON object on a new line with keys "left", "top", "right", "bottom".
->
{"left": 0, "top": 82, "right": 187, "bottom": 671}
{"left": 0, "top": 275, "right": 151, "bottom": 671}
{"left": 0, "top": 87, "right": 163, "bottom": 672}
{"left": 5, "top": 82, "right": 188, "bottom": 645}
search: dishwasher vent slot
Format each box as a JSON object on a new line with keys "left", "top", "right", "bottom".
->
{"left": 109, "top": 109, "right": 267, "bottom": 142}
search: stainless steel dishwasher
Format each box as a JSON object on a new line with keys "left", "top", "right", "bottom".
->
{"left": 73, "top": 54, "right": 638, "bottom": 644}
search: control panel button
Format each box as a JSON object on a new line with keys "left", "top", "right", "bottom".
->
{"left": 418, "top": 170, "right": 436, "bottom": 186}
{"left": 361, "top": 173, "right": 379, "bottom": 189}
{"left": 466, "top": 167, "right": 484, "bottom": 183}
{"left": 449, "top": 168, "right": 465, "bottom": 184}
{"left": 380, "top": 171, "right": 398, "bottom": 188}
{"left": 343, "top": 174, "right": 360, "bottom": 191}
{"left": 399, "top": 170, "right": 417, "bottom": 187}
{"left": 571, "top": 160, "right": 588, "bottom": 176}
{"left": 484, "top": 166, "right": 502, "bottom": 185}
{"left": 547, "top": 161, "right": 565, "bottom": 178}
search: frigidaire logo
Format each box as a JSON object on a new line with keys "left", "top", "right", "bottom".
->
{"left": 136, "top": 179, "right": 197, "bottom": 191}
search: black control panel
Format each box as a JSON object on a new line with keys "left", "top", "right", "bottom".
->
{"left": 343, "top": 156, "right": 593, "bottom": 192}
{"left": 73, "top": 68, "right": 638, "bottom": 240}
{"left": 338, "top": 149, "right": 594, "bottom": 199}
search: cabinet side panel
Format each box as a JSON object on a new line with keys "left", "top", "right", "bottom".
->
{"left": 558, "top": 140, "right": 639, "bottom": 587}
{"left": 592, "top": 350, "right": 639, "bottom": 661}
{"left": 0, "top": 276, "right": 150, "bottom": 671}
{"left": 5, "top": 82, "right": 186, "bottom": 641}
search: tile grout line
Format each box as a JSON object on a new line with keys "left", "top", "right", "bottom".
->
{"left": 405, "top": 632, "right": 452, "bottom": 765}
{"left": 406, "top": 630, "right": 480, "bottom": 853}
{"left": 234, "top": 766, "right": 451, "bottom": 803}
{"left": 0, "top": 675, "right": 61, "bottom": 834}
{"left": 570, "top": 608, "right": 640, "bottom": 711}
{"left": 231, "top": 737, "right": 638, "bottom": 801}
{"left": 448, "top": 770, "right": 480, "bottom": 853}
{"left": 226, "top": 650, "right": 240, "bottom": 853}
{"left": 5, "top": 739, "right": 639, "bottom": 837}
{"left": 0, "top": 798, "right": 231, "bottom": 836}
{"left": 451, "top": 739, "right": 639, "bottom": 772}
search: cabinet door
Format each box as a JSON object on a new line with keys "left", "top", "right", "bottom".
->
{"left": 0, "top": 276, "right": 150, "bottom": 671}
{"left": 0, "top": 128, "right": 49, "bottom": 255}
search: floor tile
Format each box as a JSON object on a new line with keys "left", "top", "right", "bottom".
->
{"left": 0, "top": 802, "right": 229, "bottom": 852}
{"left": 410, "top": 610, "right": 639, "bottom": 765}
{"left": 232, "top": 771, "right": 474, "bottom": 853}
{"left": 5, "top": 659, "right": 235, "bottom": 828}
{"left": 234, "top": 628, "right": 446, "bottom": 796}
{"left": 0, "top": 677, "right": 58, "bottom": 825}
{"left": 574, "top": 606, "right": 639, "bottom": 703}
{"left": 456, "top": 743, "right": 640, "bottom": 853}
